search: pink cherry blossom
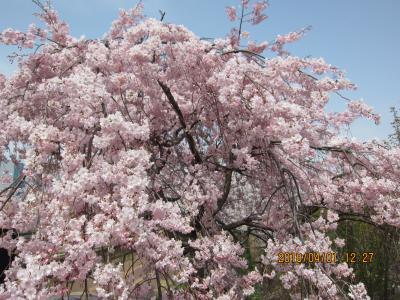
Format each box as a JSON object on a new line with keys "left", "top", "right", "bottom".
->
{"left": 251, "top": 1, "right": 268, "bottom": 25}
{"left": 225, "top": 6, "right": 237, "bottom": 22}
{"left": 0, "top": 1, "right": 398, "bottom": 299}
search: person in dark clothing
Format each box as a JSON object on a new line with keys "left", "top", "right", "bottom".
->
{"left": 0, "top": 248, "right": 11, "bottom": 284}
{"left": 0, "top": 229, "right": 16, "bottom": 284}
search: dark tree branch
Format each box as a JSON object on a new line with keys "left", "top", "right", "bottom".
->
{"left": 248, "top": 230, "right": 269, "bottom": 244}
{"left": 237, "top": 1, "right": 245, "bottom": 43}
{"left": 270, "top": 140, "right": 352, "bottom": 154}
{"left": 157, "top": 80, "right": 202, "bottom": 164}
{"left": 0, "top": 175, "right": 26, "bottom": 211}
{"left": 213, "top": 170, "right": 233, "bottom": 216}
{"left": 221, "top": 49, "right": 265, "bottom": 60}
{"left": 159, "top": 10, "right": 166, "bottom": 22}
{"left": 335, "top": 215, "right": 388, "bottom": 233}
{"left": 155, "top": 269, "right": 162, "bottom": 300}
{"left": 297, "top": 69, "right": 352, "bottom": 102}
{"left": 217, "top": 216, "right": 273, "bottom": 233}
{"left": 261, "top": 184, "right": 284, "bottom": 214}
{"left": 150, "top": 187, "right": 181, "bottom": 202}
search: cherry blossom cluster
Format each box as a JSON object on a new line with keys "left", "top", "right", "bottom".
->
{"left": 0, "top": 0, "right": 398, "bottom": 299}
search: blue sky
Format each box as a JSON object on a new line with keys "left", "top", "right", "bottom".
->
{"left": 0, "top": 0, "right": 399, "bottom": 141}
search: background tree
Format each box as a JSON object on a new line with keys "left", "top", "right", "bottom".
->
{"left": 0, "top": 1, "right": 399, "bottom": 299}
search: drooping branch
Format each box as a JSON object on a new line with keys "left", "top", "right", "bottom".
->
{"left": 155, "top": 269, "right": 163, "bottom": 300}
{"left": 270, "top": 140, "right": 352, "bottom": 154}
{"left": 157, "top": 80, "right": 202, "bottom": 164}
{"left": 237, "top": 0, "right": 245, "bottom": 43}
{"left": 0, "top": 174, "right": 25, "bottom": 197}
{"left": 0, "top": 175, "right": 26, "bottom": 211}
{"left": 217, "top": 216, "right": 273, "bottom": 233}
{"left": 221, "top": 49, "right": 265, "bottom": 60}
{"left": 213, "top": 169, "right": 233, "bottom": 216}
{"left": 260, "top": 184, "right": 284, "bottom": 214}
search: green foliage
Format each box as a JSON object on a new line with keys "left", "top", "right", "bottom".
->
{"left": 336, "top": 220, "right": 400, "bottom": 299}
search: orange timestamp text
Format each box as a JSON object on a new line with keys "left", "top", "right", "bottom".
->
{"left": 277, "top": 252, "right": 375, "bottom": 264}
{"left": 278, "top": 252, "right": 337, "bottom": 264}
